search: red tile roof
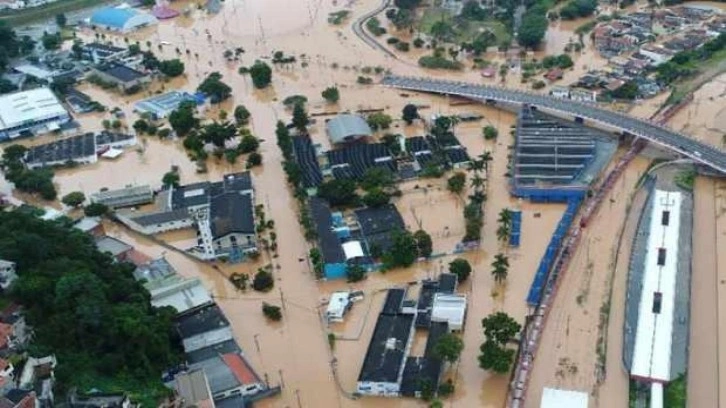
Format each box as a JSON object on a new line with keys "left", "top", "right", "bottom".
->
{"left": 221, "top": 353, "right": 258, "bottom": 386}
{"left": 0, "top": 323, "right": 12, "bottom": 349}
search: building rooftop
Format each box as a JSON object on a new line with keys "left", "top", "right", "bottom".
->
{"left": 90, "top": 7, "right": 142, "bottom": 29}
{"left": 214, "top": 395, "right": 249, "bottom": 408}
{"left": 540, "top": 387, "right": 589, "bottom": 408}
{"left": 326, "top": 114, "right": 372, "bottom": 144}
{"left": 133, "top": 257, "right": 177, "bottom": 282}
{"left": 354, "top": 204, "right": 406, "bottom": 253}
{"left": 327, "top": 143, "right": 395, "bottom": 181}
{"left": 25, "top": 133, "right": 96, "bottom": 166}
{"left": 95, "top": 62, "right": 146, "bottom": 83}
{"left": 209, "top": 192, "right": 255, "bottom": 239}
{"left": 83, "top": 42, "right": 125, "bottom": 54}
{"left": 309, "top": 197, "right": 346, "bottom": 264}
{"left": 189, "top": 355, "right": 239, "bottom": 396}
{"left": 175, "top": 303, "right": 230, "bottom": 339}
{"left": 90, "top": 184, "right": 152, "bottom": 204}
{"left": 130, "top": 208, "right": 190, "bottom": 226}
{"left": 431, "top": 293, "right": 467, "bottom": 329}
{"left": 94, "top": 236, "right": 132, "bottom": 258}
{"left": 381, "top": 288, "right": 406, "bottom": 315}
{"left": 174, "top": 369, "right": 214, "bottom": 408}
{"left": 149, "top": 277, "right": 212, "bottom": 314}
{"left": 221, "top": 353, "right": 260, "bottom": 386}
{"left": 0, "top": 88, "right": 68, "bottom": 132}
{"left": 631, "top": 190, "right": 682, "bottom": 382}
{"left": 95, "top": 131, "right": 135, "bottom": 146}
{"left": 68, "top": 390, "right": 128, "bottom": 407}
{"left": 186, "top": 339, "right": 241, "bottom": 365}
{"left": 357, "top": 312, "right": 415, "bottom": 383}
{"left": 134, "top": 91, "right": 199, "bottom": 118}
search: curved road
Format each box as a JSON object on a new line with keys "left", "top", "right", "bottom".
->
{"left": 382, "top": 75, "right": 726, "bottom": 174}
{"left": 351, "top": 0, "right": 397, "bottom": 59}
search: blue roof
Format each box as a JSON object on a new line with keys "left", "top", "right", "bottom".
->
{"left": 91, "top": 8, "right": 137, "bottom": 28}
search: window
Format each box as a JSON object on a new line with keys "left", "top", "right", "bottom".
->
{"left": 657, "top": 248, "right": 666, "bottom": 266}
{"left": 652, "top": 292, "right": 662, "bottom": 314}
{"left": 661, "top": 211, "right": 670, "bottom": 226}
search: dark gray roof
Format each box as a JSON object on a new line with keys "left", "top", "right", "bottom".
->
{"left": 189, "top": 356, "right": 239, "bottom": 396}
{"left": 209, "top": 192, "right": 255, "bottom": 239}
{"left": 221, "top": 172, "right": 252, "bottom": 193}
{"left": 357, "top": 312, "right": 414, "bottom": 383}
{"left": 95, "top": 62, "right": 146, "bottom": 83}
{"left": 171, "top": 182, "right": 212, "bottom": 209}
{"left": 94, "top": 236, "right": 132, "bottom": 257}
{"left": 130, "top": 208, "right": 190, "bottom": 226}
{"left": 95, "top": 131, "right": 134, "bottom": 146}
{"left": 354, "top": 204, "right": 406, "bottom": 253}
{"left": 83, "top": 42, "right": 125, "bottom": 53}
{"left": 133, "top": 257, "right": 177, "bottom": 282}
{"left": 382, "top": 288, "right": 406, "bottom": 315}
{"left": 326, "top": 114, "right": 372, "bottom": 143}
{"left": 214, "top": 395, "right": 249, "bottom": 408}
{"left": 309, "top": 197, "right": 345, "bottom": 264}
{"left": 25, "top": 133, "right": 96, "bottom": 165}
{"left": 175, "top": 304, "right": 230, "bottom": 339}
{"left": 186, "top": 339, "right": 241, "bottom": 365}
{"left": 438, "top": 274, "right": 458, "bottom": 294}
{"left": 400, "top": 356, "right": 443, "bottom": 397}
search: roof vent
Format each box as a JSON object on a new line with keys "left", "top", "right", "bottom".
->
{"left": 385, "top": 338, "right": 397, "bottom": 350}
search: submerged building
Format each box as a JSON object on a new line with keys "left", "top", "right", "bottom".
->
{"left": 0, "top": 88, "right": 71, "bottom": 140}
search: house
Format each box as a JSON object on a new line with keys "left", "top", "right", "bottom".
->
{"left": 209, "top": 192, "right": 256, "bottom": 256}
{"left": 146, "top": 272, "right": 212, "bottom": 314}
{"left": 176, "top": 304, "right": 233, "bottom": 353}
{"left": 430, "top": 293, "right": 467, "bottom": 331}
{"left": 0, "top": 308, "right": 30, "bottom": 352}
{"left": 18, "top": 355, "right": 55, "bottom": 392}
{"left": 0, "top": 88, "right": 71, "bottom": 140}
{"left": 134, "top": 91, "right": 202, "bottom": 119}
{"left": 550, "top": 86, "right": 570, "bottom": 99}
{"left": 68, "top": 389, "right": 130, "bottom": 408}
{"left": 94, "top": 236, "right": 133, "bottom": 262}
{"left": 174, "top": 369, "right": 214, "bottom": 408}
{"left": 326, "top": 292, "right": 352, "bottom": 323}
{"left": 639, "top": 45, "right": 675, "bottom": 66}
{"left": 80, "top": 42, "right": 126, "bottom": 63}
{"left": 0, "top": 359, "right": 15, "bottom": 394}
{"left": 90, "top": 185, "right": 153, "bottom": 209}
{"left": 91, "top": 62, "right": 150, "bottom": 92}
{"left": 540, "top": 387, "right": 588, "bottom": 408}
{"left": 544, "top": 68, "right": 563, "bottom": 82}
{"left": 89, "top": 7, "right": 158, "bottom": 33}
{"left": 0, "top": 261, "right": 16, "bottom": 292}
{"left": 73, "top": 217, "right": 105, "bottom": 236}
{"left": 325, "top": 114, "right": 372, "bottom": 144}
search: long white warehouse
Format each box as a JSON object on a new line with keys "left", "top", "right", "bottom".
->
{"left": 631, "top": 189, "right": 681, "bottom": 383}
{"left": 0, "top": 88, "right": 71, "bottom": 140}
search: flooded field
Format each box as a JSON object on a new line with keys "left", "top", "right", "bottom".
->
{"left": 669, "top": 73, "right": 726, "bottom": 148}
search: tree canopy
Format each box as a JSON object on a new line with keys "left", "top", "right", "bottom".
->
{"left": 168, "top": 101, "right": 198, "bottom": 136}
{"left": 517, "top": 5, "right": 548, "bottom": 48}
{"left": 481, "top": 311, "right": 521, "bottom": 345}
{"left": 317, "top": 179, "right": 359, "bottom": 207}
{"left": 402, "top": 104, "right": 419, "bottom": 124}
{"left": 433, "top": 333, "right": 464, "bottom": 362}
{"left": 234, "top": 105, "right": 251, "bottom": 126}
{"left": 249, "top": 61, "right": 272, "bottom": 89}
{"left": 447, "top": 172, "right": 467, "bottom": 194}
{"left": 292, "top": 103, "right": 309, "bottom": 132}
{"left": 322, "top": 86, "right": 340, "bottom": 103}
{"left": 449, "top": 258, "right": 472, "bottom": 282}
{"left": 413, "top": 229, "right": 433, "bottom": 258}
{"left": 197, "top": 72, "right": 232, "bottom": 103}
{"left": 478, "top": 340, "right": 516, "bottom": 373}
{"left": 158, "top": 59, "right": 185, "bottom": 77}
{"left": 1, "top": 211, "right": 181, "bottom": 400}
{"left": 61, "top": 191, "right": 86, "bottom": 208}
{"left": 382, "top": 229, "right": 418, "bottom": 269}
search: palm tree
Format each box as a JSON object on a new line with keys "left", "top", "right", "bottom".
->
{"left": 491, "top": 253, "right": 509, "bottom": 283}
{"left": 467, "top": 158, "right": 484, "bottom": 174}
{"left": 496, "top": 209, "right": 513, "bottom": 243}
{"left": 479, "top": 151, "right": 493, "bottom": 177}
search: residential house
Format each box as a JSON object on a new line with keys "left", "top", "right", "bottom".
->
{"left": 90, "top": 62, "right": 150, "bottom": 92}
{"left": 94, "top": 236, "right": 133, "bottom": 262}
{"left": 136, "top": 258, "right": 212, "bottom": 314}
{"left": 18, "top": 355, "right": 55, "bottom": 391}
{"left": 73, "top": 217, "right": 105, "bottom": 237}
{"left": 0, "top": 359, "right": 15, "bottom": 395}
{"left": 174, "top": 369, "right": 214, "bottom": 408}
{"left": 175, "top": 304, "right": 233, "bottom": 353}
{"left": 68, "top": 389, "right": 130, "bottom": 408}
{"left": 0, "top": 389, "right": 37, "bottom": 408}
{"left": 80, "top": 43, "right": 126, "bottom": 64}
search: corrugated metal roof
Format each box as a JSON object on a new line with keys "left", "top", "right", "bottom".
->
{"left": 90, "top": 7, "right": 137, "bottom": 28}
{"left": 325, "top": 114, "right": 372, "bottom": 143}
{"left": 0, "top": 88, "right": 68, "bottom": 131}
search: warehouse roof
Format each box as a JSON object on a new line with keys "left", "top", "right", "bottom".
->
{"left": 540, "top": 387, "right": 589, "bottom": 408}
{"left": 357, "top": 312, "right": 414, "bottom": 383}
{"left": 209, "top": 192, "right": 255, "bottom": 239}
{"left": 175, "top": 303, "right": 229, "bottom": 339}
{"left": 95, "top": 62, "right": 147, "bottom": 83}
{"left": 90, "top": 7, "right": 143, "bottom": 29}
{"left": 326, "top": 114, "right": 372, "bottom": 144}
{"left": 0, "top": 88, "right": 68, "bottom": 131}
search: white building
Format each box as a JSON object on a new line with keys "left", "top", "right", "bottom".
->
{"left": 540, "top": 387, "right": 589, "bottom": 408}
{"left": 149, "top": 277, "right": 212, "bottom": 315}
{"left": 430, "top": 293, "right": 467, "bottom": 331}
{"left": 89, "top": 7, "right": 158, "bottom": 33}
{"left": 176, "top": 304, "right": 234, "bottom": 353}
{"left": 0, "top": 88, "right": 70, "bottom": 140}
{"left": 326, "top": 292, "right": 351, "bottom": 323}
{"left": 639, "top": 45, "right": 675, "bottom": 66}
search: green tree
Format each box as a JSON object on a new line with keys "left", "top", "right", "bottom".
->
{"left": 162, "top": 171, "right": 180, "bottom": 188}
{"left": 133, "top": 119, "right": 149, "bottom": 134}
{"left": 496, "top": 209, "right": 513, "bottom": 242}
{"left": 483, "top": 125, "right": 498, "bottom": 140}
{"left": 447, "top": 172, "right": 467, "bottom": 195}
{"left": 128, "top": 43, "right": 141, "bottom": 56}
{"left": 360, "top": 167, "right": 394, "bottom": 191}
{"left": 2, "top": 144, "right": 27, "bottom": 164}
{"left": 55, "top": 13, "right": 67, "bottom": 27}
{"left": 449, "top": 258, "right": 472, "bottom": 282}
{"left": 481, "top": 311, "right": 521, "bottom": 345}
{"left": 168, "top": 101, "right": 198, "bottom": 136}
{"left": 478, "top": 340, "right": 515, "bottom": 373}
{"left": 321, "top": 86, "right": 340, "bottom": 103}
{"left": 197, "top": 72, "right": 232, "bottom": 103}
{"left": 402, "top": 104, "right": 418, "bottom": 124}
{"left": 413, "top": 229, "right": 433, "bottom": 258}
{"left": 234, "top": 105, "right": 251, "bottom": 126}
{"left": 346, "top": 264, "right": 366, "bottom": 282}
{"left": 41, "top": 32, "right": 61, "bottom": 50}
{"left": 0, "top": 78, "right": 18, "bottom": 95}
{"left": 292, "top": 103, "right": 309, "bottom": 133}
{"left": 367, "top": 112, "right": 393, "bottom": 131}
{"left": 433, "top": 333, "right": 464, "bottom": 362}
{"left": 158, "top": 59, "right": 185, "bottom": 77}
{"left": 262, "top": 302, "right": 282, "bottom": 320}
{"left": 246, "top": 152, "right": 263, "bottom": 168}
{"left": 362, "top": 188, "right": 390, "bottom": 207}
{"left": 611, "top": 80, "right": 639, "bottom": 100}
{"left": 83, "top": 202, "right": 109, "bottom": 216}
{"left": 382, "top": 229, "right": 418, "bottom": 269}
{"left": 394, "top": 0, "right": 422, "bottom": 9}
{"left": 491, "top": 253, "right": 509, "bottom": 283}
{"left": 252, "top": 269, "right": 274, "bottom": 291}
{"left": 381, "top": 133, "right": 402, "bottom": 156}
{"left": 249, "top": 61, "right": 272, "bottom": 89}
{"left": 239, "top": 133, "right": 260, "bottom": 153}
{"left": 200, "top": 121, "right": 236, "bottom": 148}
{"left": 317, "top": 179, "right": 358, "bottom": 207}
{"left": 61, "top": 191, "right": 86, "bottom": 208}
{"left": 517, "top": 6, "right": 548, "bottom": 48}
{"left": 438, "top": 380, "right": 454, "bottom": 397}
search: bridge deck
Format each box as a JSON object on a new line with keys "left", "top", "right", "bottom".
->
{"left": 382, "top": 76, "right": 726, "bottom": 174}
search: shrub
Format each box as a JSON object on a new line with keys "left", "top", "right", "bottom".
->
{"left": 262, "top": 302, "right": 282, "bottom": 321}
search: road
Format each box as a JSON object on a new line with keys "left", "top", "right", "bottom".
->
{"left": 381, "top": 75, "right": 726, "bottom": 174}
{"left": 350, "top": 0, "right": 396, "bottom": 59}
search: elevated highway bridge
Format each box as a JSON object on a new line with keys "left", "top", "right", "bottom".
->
{"left": 382, "top": 75, "right": 726, "bottom": 174}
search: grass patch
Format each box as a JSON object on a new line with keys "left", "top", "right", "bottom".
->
{"left": 674, "top": 168, "right": 697, "bottom": 191}
{"left": 666, "top": 48, "right": 726, "bottom": 105}
{"left": 664, "top": 373, "right": 687, "bottom": 408}
{"left": 0, "top": 0, "right": 111, "bottom": 26}
{"left": 418, "top": 7, "right": 511, "bottom": 45}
